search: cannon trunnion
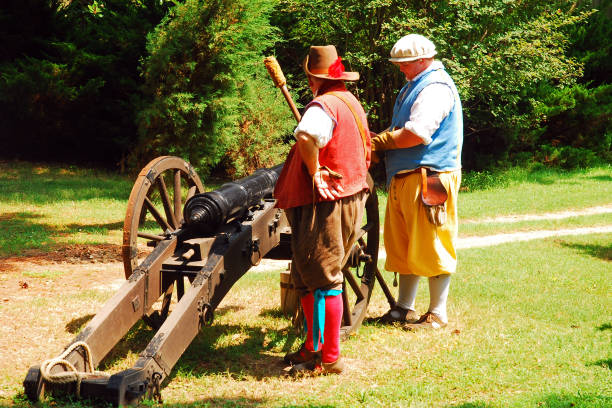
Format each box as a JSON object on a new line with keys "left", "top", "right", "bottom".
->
{"left": 24, "top": 156, "right": 391, "bottom": 405}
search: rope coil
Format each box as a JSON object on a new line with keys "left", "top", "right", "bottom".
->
{"left": 40, "top": 341, "right": 110, "bottom": 397}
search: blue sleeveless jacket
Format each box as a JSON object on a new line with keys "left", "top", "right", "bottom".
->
{"left": 385, "top": 62, "right": 463, "bottom": 186}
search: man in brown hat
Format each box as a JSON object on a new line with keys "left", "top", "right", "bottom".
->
{"left": 274, "top": 45, "right": 371, "bottom": 375}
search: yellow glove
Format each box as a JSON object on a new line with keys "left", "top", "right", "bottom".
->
{"left": 371, "top": 131, "right": 398, "bottom": 163}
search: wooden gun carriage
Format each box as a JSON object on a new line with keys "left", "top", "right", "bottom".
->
{"left": 24, "top": 156, "right": 396, "bottom": 406}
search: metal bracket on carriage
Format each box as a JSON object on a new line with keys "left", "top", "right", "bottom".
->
{"left": 197, "top": 297, "right": 214, "bottom": 327}
{"left": 243, "top": 238, "right": 262, "bottom": 266}
{"left": 160, "top": 237, "right": 215, "bottom": 272}
{"left": 268, "top": 210, "right": 283, "bottom": 234}
{"left": 346, "top": 244, "right": 372, "bottom": 268}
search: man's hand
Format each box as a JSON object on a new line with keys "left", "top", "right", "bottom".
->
{"left": 372, "top": 131, "right": 398, "bottom": 152}
{"left": 312, "top": 167, "right": 344, "bottom": 200}
{"left": 370, "top": 130, "right": 398, "bottom": 163}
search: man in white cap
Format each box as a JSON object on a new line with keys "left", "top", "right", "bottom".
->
{"left": 371, "top": 34, "right": 463, "bottom": 330}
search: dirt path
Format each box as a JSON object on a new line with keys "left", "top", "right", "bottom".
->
{"left": 462, "top": 204, "right": 612, "bottom": 224}
{"left": 456, "top": 225, "right": 612, "bottom": 249}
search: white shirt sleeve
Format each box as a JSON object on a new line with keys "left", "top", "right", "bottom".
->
{"left": 293, "top": 105, "right": 335, "bottom": 148}
{"left": 404, "top": 83, "right": 454, "bottom": 145}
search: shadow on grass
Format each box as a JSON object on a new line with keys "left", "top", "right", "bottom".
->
{"left": 65, "top": 314, "right": 95, "bottom": 334}
{"left": 65, "top": 221, "right": 124, "bottom": 233}
{"left": 530, "top": 175, "right": 557, "bottom": 185}
{"left": 259, "top": 307, "right": 287, "bottom": 319}
{"left": 96, "top": 320, "right": 157, "bottom": 371}
{"left": 163, "top": 401, "right": 334, "bottom": 408}
{"left": 86, "top": 310, "right": 299, "bottom": 379}
{"left": 559, "top": 241, "right": 612, "bottom": 261}
{"left": 590, "top": 174, "right": 612, "bottom": 182}
{"left": 587, "top": 358, "right": 612, "bottom": 370}
{"left": 215, "top": 305, "right": 245, "bottom": 317}
{"left": 0, "top": 211, "right": 125, "bottom": 258}
{"left": 0, "top": 212, "right": 55, "bottom": 257}
{"left": 597, "top": 322, "right": 612, "bottom": 331}
{"left": 534, "top": 393, "right": 612, "bottom": 407}
{"left": 165, "top": 321, "right": 301, "bottom": 382}
{"left": 4, "top": 395, "right": 334, "bottom": 408}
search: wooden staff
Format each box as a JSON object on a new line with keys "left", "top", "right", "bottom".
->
{"left": 264, "top": 56, "right": 301, "bottom": 123}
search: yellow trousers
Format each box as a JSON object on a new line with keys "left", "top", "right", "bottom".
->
{"left": 384, "top": 170, "right": 461, "bottom": 277}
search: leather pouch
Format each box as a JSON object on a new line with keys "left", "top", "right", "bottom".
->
{"left": 420, "top": 168, "right": 448, "bottom": 226}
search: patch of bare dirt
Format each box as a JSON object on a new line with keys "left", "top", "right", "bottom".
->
{"left": 5, "top": 243, "right": 123, "bottom": 267}
{"left": 0, "top": 245, "right": 129, "bottom": 400}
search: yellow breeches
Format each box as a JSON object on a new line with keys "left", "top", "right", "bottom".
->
{"left": 384, "top": 170, "right": 461, "bottom": 277}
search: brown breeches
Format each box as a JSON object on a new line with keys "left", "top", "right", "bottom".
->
{"left": 286, "top": 190, "right": 367, "bottom": 295}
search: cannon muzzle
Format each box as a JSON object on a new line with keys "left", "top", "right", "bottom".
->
{"left": 184, "top": 164, "right": 283, "bottom": 234}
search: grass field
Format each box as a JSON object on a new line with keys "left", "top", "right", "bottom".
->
{"left": 0, "top": 160, "right": 610, "bottom": 407}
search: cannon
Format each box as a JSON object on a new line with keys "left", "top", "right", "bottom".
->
{"left": 23, "top": 156, "right": 396, "bottom": 406}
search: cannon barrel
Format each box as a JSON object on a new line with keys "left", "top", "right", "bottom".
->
{"left": 184, "top": 164, "right": 283, "bottom": 234}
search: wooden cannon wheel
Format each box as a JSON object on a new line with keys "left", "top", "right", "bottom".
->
{"left": 339, "top": 174, "right": 390, "bottom": 339}
{"left": 122, "top": 156, "right": 204, "bottom": 279}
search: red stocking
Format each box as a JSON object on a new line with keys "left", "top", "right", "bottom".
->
{"left": 301, "top": 292, "right": 315, "bottom": 351}
{"left": 322, "top": 293, "right": 342, "bottom": 363}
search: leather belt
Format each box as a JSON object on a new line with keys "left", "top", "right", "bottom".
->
{"left": 394, "top": 168, "right": 426, "bottom": 179}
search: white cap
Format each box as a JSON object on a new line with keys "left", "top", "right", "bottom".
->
{"left": 389, "top": 34, "right": 437, "bottom": 62}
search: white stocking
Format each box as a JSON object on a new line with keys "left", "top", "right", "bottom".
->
{"left": 396, "top": 273, "right": 420, "bottom": 312}
{"left": 428, "top": 274, "right": 450, "bottom": 323}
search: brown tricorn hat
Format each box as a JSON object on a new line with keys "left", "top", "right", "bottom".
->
{"left": 303, "top": 45, "right": 359, "bottom": 81}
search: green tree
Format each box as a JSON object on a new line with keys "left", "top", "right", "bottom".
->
{"left": 530, "top": 0, "right": 612, "bottom": 168}
{"left": 136, "top": 0, "right": 294, "bottom": 179}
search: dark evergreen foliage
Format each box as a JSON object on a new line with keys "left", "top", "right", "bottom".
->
{"left": 136, "top": 0, "right": 294, "bottom": 178}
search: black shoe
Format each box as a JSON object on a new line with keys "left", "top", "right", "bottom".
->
{"left": 288, "top": 357, "right": 319, "bottom": 375}
{"left": 283, "top": 344, "right": 321, "bottom": 365}
{"left": 289, "top": 356, "right": 345, "bottom": 376}
{"left": 377, "top": 306, "right": 419, "bottom": 324}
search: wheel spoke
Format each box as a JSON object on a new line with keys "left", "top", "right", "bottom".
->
{"left": 344, "top": 267, "right": 364, "bottom": 301}
{"left": 376, "top": 268, "right": 397, "bottom": 309}
{"left": 144, "top": 196, "right": 172, "bottom": 232}
{"left": 186, "top": 185, "right": 197, "bottom": 201}
{"left": 338, "top": 183, "right": 382, "bottom": 338}
{"left": 174, "top": 170, "right": 183, "bottom": 225}
{"left": 156, "top": 175, "right": 178, "bottom": 229}
{"left": 137, "top": 231, "right": 165, "bottom": 241}
{"left": 341, "top": 285, "right": 352, "bottom": 327}
{"left": 159, "top": 283, "right": 174, "bottom": 320}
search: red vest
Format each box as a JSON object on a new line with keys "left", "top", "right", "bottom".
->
{"left": 274, "top": 84, "right": 371, "bottom": 209}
